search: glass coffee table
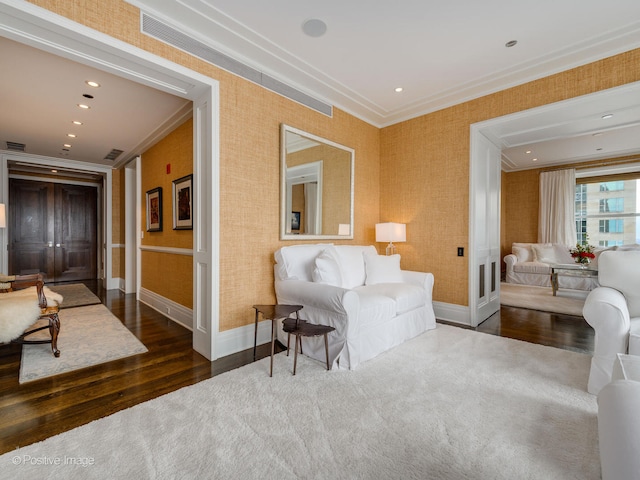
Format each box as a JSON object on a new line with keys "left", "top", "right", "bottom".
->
{"left": 550, "top": 263, "right": 598, "bottom": 296}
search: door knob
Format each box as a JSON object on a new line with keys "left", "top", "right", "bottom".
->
{"left": 56, "top": 243, "right": 61, "bottom": 247}
{"left": 47, "top": 242, "right": 53, "bottom": 247}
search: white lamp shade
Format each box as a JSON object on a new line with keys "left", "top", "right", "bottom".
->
{"left": 0, "top": 204, "right": 5, "bottom": 228}
{"left": 375, "top": 223, "right": 406, "bottom": 243}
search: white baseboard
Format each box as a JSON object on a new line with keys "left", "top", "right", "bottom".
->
{"left": 215, "top": 319, "right": 275, "bottom": 359}
{"left": 106, "top": 276, "right": 121, "bottom": 290}
{"left": 433, "top": 301, "right": 471, "bottom": 326}
{"left": 138, "top": 287, "right": 193, "bottom": 330}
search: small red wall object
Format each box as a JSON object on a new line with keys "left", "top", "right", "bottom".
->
{"left": 166, "top": 163, "right": 171, "bottom": 174}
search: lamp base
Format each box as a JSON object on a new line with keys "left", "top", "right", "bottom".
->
{"left": 385, "top": 242, "right": 396, "bottom": 256}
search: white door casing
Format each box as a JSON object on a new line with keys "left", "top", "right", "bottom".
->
{"left": 0, "top": 0, "right": 220, "bottom": 360}
{"left": 469, "top": 130, "right": 501, "bottom": 327}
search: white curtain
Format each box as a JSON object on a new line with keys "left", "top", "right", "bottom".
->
{"left": 538, "top": 169, "right": 577, "bottom": 245}
{"left": 304, "top": 182, "right": 318, "bottom": 234}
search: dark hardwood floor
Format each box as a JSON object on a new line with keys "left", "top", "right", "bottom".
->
{"left": 0, "top": 283, "right": 594, "bottom": 455}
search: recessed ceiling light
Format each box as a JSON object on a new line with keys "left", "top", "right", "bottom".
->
{"left": 525, "top": 150, "right": 532, "bottom": 154}
{"left": 86, "top": 81, "right": 100, "bottom": 88}
{"left": 596, "top": 148, "right": 603, "bottom": 151}
{"left": 67, "top": 133, "right": 76, "bottom": 138}
{"left": 394, "top": 87, "right": 403, "bottom": 93}
{"left": 532, "top": 158, "right": 538, "bottom": 162}
{"left": 601, "top": 113, "right": 613, "bottom": 119}
{"left": 505, "top": 40, "right": 518, "bottom": 48}
{"left": 302, "top": 19, "right": 327, "bottom": 37}
{"left": 77, "top": 104, "right": 90, "bottom": 109}
{"left": 63, "top": 144, "right": 71, "bottom": 148}
{"left": 83, "top": 93, "right": 94, "bottom": 99}
{"left": 51, "top": 169, "right": 58, "bottom": 173}
{"left": 72, "top": 121, "right": 83, "bottom": 125}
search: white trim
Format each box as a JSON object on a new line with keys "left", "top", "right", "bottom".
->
{"left": 216, "top": 320, "right": 273, "bottom": 359}
{"left": 1, "top": 151, "right": 112, "bottom": 285}
{"left": 433, "top": 301, "right": 471, "bottom": 326}
{"left": 139, "top": 287, "right": 193, "bottom": 330}
{"left": 139, "top": 245, "right": 194, "bottom": 256}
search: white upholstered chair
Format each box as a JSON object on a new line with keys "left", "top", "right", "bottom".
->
{"left": 583, "top": 250, "right": 640, "bottom": 394}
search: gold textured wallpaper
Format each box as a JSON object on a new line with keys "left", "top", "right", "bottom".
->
{"left": 28, "top": 0, "right": 640, "bottom": 321}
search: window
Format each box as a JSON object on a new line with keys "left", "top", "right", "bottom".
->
{"left": 575, "top": 178, "right": 640, "bottom": 246}
{"left": 599, "top": 198, "right": 624, "bottom": 213}
{"left": 600, "top": 181, "right": 624, "bottom": 191}
{"left": 599, "top": 219, "right": 623, "bottom": 233}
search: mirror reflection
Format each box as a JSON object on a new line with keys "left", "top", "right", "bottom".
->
{"left": 281, "top": 124, "right": 354, "bottom": 240}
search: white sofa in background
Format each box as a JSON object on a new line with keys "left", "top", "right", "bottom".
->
{"left": 504, "top": 242, "right": 599, "bottom": 290}
{"left": 273, "top": 244, "right": 436, "bottom": 370}
{"left": 583, "top": 250, "right": 640, "bottom": 395}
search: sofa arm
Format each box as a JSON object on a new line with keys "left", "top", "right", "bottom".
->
{"left": 597, "top": 379, "right": 640, "bottom": 480}
{"left": 504, "top": 254, "right": 517, "bottom": 273}
{"left": 401, "top": 270, "right": 434, "bottom": 302}
{"left": 584, "top": 286, "right": 631, "bottom": 394}
{"left": 275, "top": 279, "right": 354, "bottom": 315}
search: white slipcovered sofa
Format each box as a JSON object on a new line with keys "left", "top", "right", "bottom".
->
{"left": 273, "top": 244, "right": 436, "bottom": 370}
{"left": 583, "top": 250, "right": 640, "bottom": 395}
{"left": 504, "top": 242, "right": 599, "bottom": 290}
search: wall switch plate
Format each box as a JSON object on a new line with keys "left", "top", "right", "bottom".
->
{"left": 457, "top": 247, "right": 464, "bottom": 256}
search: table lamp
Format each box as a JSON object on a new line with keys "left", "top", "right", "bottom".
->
{"left": 375, "top": 222, "right": 406, "bottom": 255}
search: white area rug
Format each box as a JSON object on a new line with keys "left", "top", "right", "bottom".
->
{"left": 500, "top": 282, "right": 588, "bottom": 316}
{"left": 3, "top": 324, "right": 599, "bottom": 479}
{"left": 19, "top": 304, "right": 148, "bottom": 383}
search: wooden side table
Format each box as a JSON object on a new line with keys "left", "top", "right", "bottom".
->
{"left": 252, "top": 304, "right": 303, "bottom": 376}
{"left": 282, "top": 317, "right": 335, "bottom": 375}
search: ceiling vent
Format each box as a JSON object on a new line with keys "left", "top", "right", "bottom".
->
{"left": 104, "top": 149, "right": 124, "bottom": 161}
{"left": 140, "top": 13, "right": 332, "bottom": 117}
{"left": 6, "top": 141, "right": 26, "bottom": 152}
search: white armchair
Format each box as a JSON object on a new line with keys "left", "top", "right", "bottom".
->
{"left": 583, "top": 250, "right": 640, "bottom": 394}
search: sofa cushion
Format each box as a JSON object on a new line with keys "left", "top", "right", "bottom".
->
{"left": 512, "top": 262, "right": 551, "bottom": 275}
{"left": 531, "top": 244, "right": 557, "bottom": 263}
{"left": 312, "top": 248, "right": 343, "bottom": 287}
{"left": 357, "top": 283, "right": 425, "bottom": 315}
{"left": 553, "top": 244, "right": 574, "bottom": 264}
{"left": 363, "top": 253, "right": 402, "bottom": 285}
{"left": 275, "top": 244, "right": 333, "bottom": 281}
{"left": 512, "top": 245, "right": 533, "bottom": 263}
{"left": 352, "top": 289, "right": 396, "bottom": 328}
{"left": 335, "top": 245, "right": 377, "bottom": 289}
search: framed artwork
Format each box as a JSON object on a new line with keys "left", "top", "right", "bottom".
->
{"left": 146, "top": 187, "right": 163, "bottom": 232}
{"left": 172, "top": 174, "right": 193, "bottom": 230}
{"left": 291, "top": 211, "right": 301, "bottom": 231}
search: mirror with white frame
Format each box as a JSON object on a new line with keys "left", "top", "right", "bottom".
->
{"left": 280, "top": 124, "right": 354, "bottom": 240}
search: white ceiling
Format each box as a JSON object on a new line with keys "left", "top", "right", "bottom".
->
{"left": 0, "top": 36, "right": 191, "bottom": 168}
{"left": 1, "top": 0, "right": 640, "bottom": 171}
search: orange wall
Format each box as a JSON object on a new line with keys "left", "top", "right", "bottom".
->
{"left": 140, "top": 118, "right": 193, "bottom": 307}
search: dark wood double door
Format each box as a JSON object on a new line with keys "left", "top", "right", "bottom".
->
{"left": 9, "top": 178, "right": 98, "bottom": 283}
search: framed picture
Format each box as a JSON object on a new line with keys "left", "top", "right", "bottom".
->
{"left": 172, "top": 174, "right": 193, "bottom": 230}
{"left": 146, "top": 187, "right": 163, "bottom": 232}
{"left": 291, "top": 211, "right": 301, "bottom": 231}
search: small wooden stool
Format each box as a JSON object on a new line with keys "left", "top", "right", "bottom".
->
{"left": 282, "top": 317, "right": 335, "bottom": 375}
{"left": 252, "top": 304, "right": 303, "bottom": 377}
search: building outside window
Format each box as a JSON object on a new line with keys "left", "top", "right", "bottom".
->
{"left": 575, "top": 177, "right": 640, "bottom": 246}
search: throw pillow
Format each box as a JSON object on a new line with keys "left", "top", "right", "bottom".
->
{"left": 512, "top": 245, "right": 532, "bottom": 263}
{"left": 531, "top": 244, "right": 557, "bottom": 264}
{"left": 312, "top": 249, "right": 343, "bottom": 287}
{"left": 364, "top": 253, "right": 403, "bottom": 285}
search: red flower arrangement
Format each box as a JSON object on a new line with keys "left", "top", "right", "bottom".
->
{"left": 570, "top": 236, "right": 596, "bottom": 265}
